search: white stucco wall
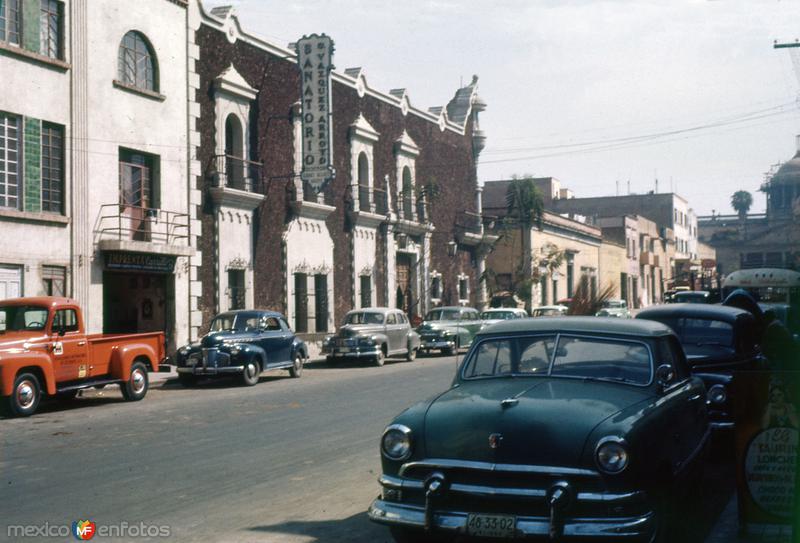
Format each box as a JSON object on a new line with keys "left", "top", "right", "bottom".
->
{"left": 285, "top": 217, "right": 335, "bottom": 333}
{"left": 79, "top": 0, "right": 189, "bottom": 344}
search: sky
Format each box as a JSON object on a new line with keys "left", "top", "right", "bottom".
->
{"left": 221, "top": 0, "right": 800, "bottom": 216}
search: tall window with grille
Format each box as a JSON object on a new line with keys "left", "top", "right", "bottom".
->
{"left": 42, "top": 266, "right": 66, "bottom": 296}
{"left": 39, "top": 0, "right": 63, "bottom": 59}
{"left": 0, "top": 0, "right": 21, "bottom": 45}
{"left": 430, "top": 275, "right": 441, "bottom": 301}
{"left": 41, "top": 123, "right": 63, "bottom": 213}
{"left": 118, "top": 31, "right": 157, "bottom": 92}
{"left": 566, "top": 257, "right": 574, "bottom": 298}
{"left": 458, "top": 277, "right": 469, "bottom": 301}
{"left": 228, "top": 270, "right": 245, "bottom": 310}
{"left": 402, "top": 167, "right": 414, "bottom": 220}
{"left": 360, "top": 275, "right": 372, "bottom": 308}
{"left": 294, "top": 273, "right": 308, "bottom": 333}
{"left": 0, "top": 113, "right": 20, "bottom": 210}
{"left": 314, "top": 274, "right": 328, "bottom": 333}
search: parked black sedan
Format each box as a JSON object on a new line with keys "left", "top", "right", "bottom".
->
{"left": 369, "top": 317, "right": 710, "bottom": 542}
{"left": 175, "top": 310, "right": 307, "bottom": 386}
{"left": 636, "top": 303, "right": 763, "bottom": 428}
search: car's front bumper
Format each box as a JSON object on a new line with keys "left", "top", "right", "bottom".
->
{"left": 420, "top": 338, "right": 455, "bottom": 350}
{"left": 327, "top": 348, "right": 381, "bottom": 358}
{"left": 176, "top": 365, "right": 245, "bottom": 376}
{"left": 369, "top": 499, "right": 655, "bottom": 540}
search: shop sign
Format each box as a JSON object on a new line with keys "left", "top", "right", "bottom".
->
{"left": 105, "top": 252, "right": 176, "bottom": 273}
{"left": 297, "top": 33, "right": 335, "bottom": 193}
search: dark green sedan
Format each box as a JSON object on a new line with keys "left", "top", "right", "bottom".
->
{"left": 416, "top": 306, "right": 482, "bottom": 356}
{"left": 369, "top": 317, "right": 710, "bottom": 542}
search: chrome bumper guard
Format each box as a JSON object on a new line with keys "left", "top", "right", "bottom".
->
{"left": 369, "top": 499, "right": 655, "bottom": 539}
{"left": 420, "top": 339, "right": 455, "bottom": 349}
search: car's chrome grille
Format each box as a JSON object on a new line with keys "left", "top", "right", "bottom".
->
{"left": 394, "top": 460, "right": 647, "bottom": 518}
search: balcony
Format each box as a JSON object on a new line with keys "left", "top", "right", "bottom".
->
{"left": 348, "top": 184, "right": 388, "bottom": 228}
{"left": 208, "top": 155, "right": 266, "bottom": 211}
{"left": 639, "top": 251, "right": 655, "bottom": 267}
{"left": 95, "top": 204, "right": 194, "bottom": 257}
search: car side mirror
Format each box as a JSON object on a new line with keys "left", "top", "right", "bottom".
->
{"left": 655, "top": 364, "right": 675, "bottom": 390}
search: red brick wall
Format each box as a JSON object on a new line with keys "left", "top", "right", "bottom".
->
{"left": 196, "top": 24, "right": 480, "bottom": 327}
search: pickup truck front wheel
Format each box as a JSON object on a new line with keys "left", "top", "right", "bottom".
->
{"left": 121, "top": 362, "right": 149, "bottom": 402}
{"left": 6, "top": 373, "right": 41, "bottom": 417}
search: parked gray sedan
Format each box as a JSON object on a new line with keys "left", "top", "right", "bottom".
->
{"left": 324, "top": 308, "right": 421, "bottom": 366}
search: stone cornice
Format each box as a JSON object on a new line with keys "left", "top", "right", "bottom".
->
{"left": 208, "top": 186, "right": 265, "bottom": 211}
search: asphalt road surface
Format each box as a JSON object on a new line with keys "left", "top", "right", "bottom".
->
{"left": 0, "top": 353, "right": 735, "bottom": 543}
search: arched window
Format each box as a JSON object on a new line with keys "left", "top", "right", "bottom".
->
{"left": 118, "top": 31, "right": 158, "bottom": 91}
{"left": 357, "top": 152, "right": 370, "bottom": 212}
{"left": 224, "top": 114, "right": 244, "bottom": 189}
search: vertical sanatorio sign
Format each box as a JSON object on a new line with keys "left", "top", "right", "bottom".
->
{"left": 297, "top": 34, "right": 335, "bottom": 193}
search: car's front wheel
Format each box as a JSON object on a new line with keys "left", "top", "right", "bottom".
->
{"left": 6, "top": 372, "right": 42, "bottom": 417}
{"left": 405, "top": 345, "right": 417, "bottom": 362}
{"left": 374, "top": 348, "right": 385, "bottom": 367}
{"left": 241, "top": 359, "right": 261, "bottom": 386}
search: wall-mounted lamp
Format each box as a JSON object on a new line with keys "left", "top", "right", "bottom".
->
{"left": 447, "top": 240, "right": 458, "bottom": 257}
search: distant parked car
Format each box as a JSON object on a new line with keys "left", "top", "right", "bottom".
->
{"left": 672, "top": 290, "right": 712, "bottom": 304}
{"left": 531, "top": 304, "right": 568, "bottom": 317}
{"left": 324, "top": 308, "right": 420, "bottom": 366}
{"left": 479, "top": 308, "right": 527, "bottom": 329}
{"left": 369, "top": 317, "right": 710, "bottom": 543}
{"left": 636, "top": 303, "right": 764, "bottom": 428}
{"left": 176, "top": 310, "right": 307, "bottom": 386}
{"left": 417, "top": 306, "right": 482, "bottom": 356}
{"left": 596, "top": 299, "right": 631, "bottom": 318}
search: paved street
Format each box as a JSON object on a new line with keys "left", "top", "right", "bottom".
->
{"left": 1, "top": 354, "right": 735, "bottom": 543}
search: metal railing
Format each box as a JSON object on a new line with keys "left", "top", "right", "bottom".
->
{"left": 95, "top": 204, "right": 190, "bottom": 245}
{"left": 210, "top": 154, "right": 264, "bottom": 193}
{"left": 351, "top": 184, "right": 389, "bottom": 215}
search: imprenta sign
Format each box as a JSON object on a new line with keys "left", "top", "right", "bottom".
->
{"left": 297, "top": 34, "right": 335, "bottom": 193}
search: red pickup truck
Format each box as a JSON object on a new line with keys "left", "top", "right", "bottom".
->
{"left": 0, "top": 297, "right": 165, "bottom": 417}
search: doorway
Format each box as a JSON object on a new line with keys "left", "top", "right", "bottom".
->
{"left": 103, "top": 271, "right": 174, "bottom": 348}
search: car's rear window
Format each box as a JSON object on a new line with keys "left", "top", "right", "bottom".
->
{"left": 462, "top": 334, "right": 652, "bottom": 385}
{"left": 655, "top": 317, "right": 734, "bottom": 348}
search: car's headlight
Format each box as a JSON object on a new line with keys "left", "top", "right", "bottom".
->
{"left": 229, "top": 345, "right": 241, "bottom": 355}
{"left": 595, "top": 436, "right": 629, "bottom": 474}
{"left": 381, "top": 424, "right": 413, "bottom": 461}
{"left": 178, "top": 345, "right": 190, "bottom": 356}
{"left": 708, "top": 384, "right": 727, "bottom": 405}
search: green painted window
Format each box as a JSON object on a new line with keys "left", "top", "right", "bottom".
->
{"left": 41, "top": 123, "right": 63, "bottom": 213}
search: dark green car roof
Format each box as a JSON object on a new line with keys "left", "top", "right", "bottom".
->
{"left": 478, "top": 316, "right": 674, "bottom": 337}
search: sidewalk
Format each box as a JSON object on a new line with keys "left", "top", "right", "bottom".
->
{"left": 705, "top": 495, "right": 794, "bottom": 543}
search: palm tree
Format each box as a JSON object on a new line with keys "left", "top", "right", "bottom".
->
{"left": 504, "top": 176, "right": 544, "bottom": 312}
{"left": 730, "top": 190, "right": 753, "bottom": 220}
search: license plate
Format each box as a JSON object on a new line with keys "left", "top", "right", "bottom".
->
{"left": 338, "top": 348, "right": 351, "bottom": 353}
{"left": 466, "top": 514, "right": 516, "bottom": 538}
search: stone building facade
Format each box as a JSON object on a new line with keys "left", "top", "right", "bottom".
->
{"left": 0, "top": 0, "right": 196, "bottom": 351}
{"left": 699, "top": 136, "right": 800, "bottom": 277}
{"left": 190, "top": 3, "right": 491, "bottom": 341}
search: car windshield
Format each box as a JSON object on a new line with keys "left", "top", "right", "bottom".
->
{"left": 0, "top": 305, "right": 49, "bottom": 332}
{"left": 674, "top": 292, "right": 708, "bottom": 303}
{"left": 425, "top": 309, "right": 462, "bottom": 321}
{"left": 481, "top": 310, "right": 517, "bottom": 320}
{"left": 657, "top": 317, "right": 734, "bottom": 348}
{"left": 533, "top": 308, "right": 563, "bottom": 317}
{"left": 345, "top": 312, "right": 385, "bottom": 325}
{"left": 210, "top": 314, "right": 239, "bottom": 332}
{"left": 463, "top": 334, "right": 652, "bottom": 385}
{"left": 603, "top": 300, "right": 625, "bottom": 308}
